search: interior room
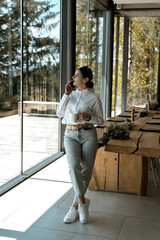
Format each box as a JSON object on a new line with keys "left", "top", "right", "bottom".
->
{"left": 0, "top": 0, "right": 160, "bottom": 239}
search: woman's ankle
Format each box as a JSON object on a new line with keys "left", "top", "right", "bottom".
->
{"left": 78, "top": 196, "right": 85, "bottom": 205}
{"left": 72, "top": 203, "right": 78, "bottom": 210}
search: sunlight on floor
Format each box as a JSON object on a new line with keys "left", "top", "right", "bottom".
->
{"left": 0, "top": 237, "right": 16, "bottom": 240}
{"left": 0, "top": 155, "right": 72, "bottom": 233}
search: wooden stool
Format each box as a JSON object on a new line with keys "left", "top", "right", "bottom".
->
{"left": 150, "top": 158, "right": 160, "bottom": 187}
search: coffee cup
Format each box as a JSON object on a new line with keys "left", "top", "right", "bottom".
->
{"left": 69, "top": 113, "right": 78, "bottom": 123}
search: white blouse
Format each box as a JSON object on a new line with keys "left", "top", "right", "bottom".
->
{"left": 56, "top": 88, "right": 104, "bottom": 126}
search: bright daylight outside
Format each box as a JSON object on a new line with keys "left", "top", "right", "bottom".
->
{"left": 112, "top": 16, "right": 160, "bottom": 115}
{"left": 0, "top": 0, "right": 60, "bottom": 189}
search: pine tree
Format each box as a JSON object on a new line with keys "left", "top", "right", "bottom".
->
{"left": 0, "top": 0, "right": 60, "bottom": 106}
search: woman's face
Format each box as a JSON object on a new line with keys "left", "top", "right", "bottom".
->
{"left": 72, "top": 70, "right": 88, "bottom": 90}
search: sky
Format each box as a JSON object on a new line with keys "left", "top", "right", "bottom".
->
{"left": 30, "top": 0, "right": 60, "bottom": 40}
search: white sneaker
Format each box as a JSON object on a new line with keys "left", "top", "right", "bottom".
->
{"left": 63, "top": 206, "right": 79, "bottom": 223}
{"left": 78, "top": 198, "right": 90, "bottom": 224}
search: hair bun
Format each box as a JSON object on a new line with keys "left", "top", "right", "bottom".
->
{"left": 87, "top": 81, "right": 94, "bottom": 88}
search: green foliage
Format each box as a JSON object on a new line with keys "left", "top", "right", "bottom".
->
{"left": 112, "top": 17, "right": 124, "bottom": 113}
{"left": 103, "top": 122, "right": 133, "bottom": 145}
{"left": 128, "top": 17, "right": 159, "bottom": 107}
{"left": 112, "top": 16, "right": 160, "bottom": 114}
{"left": 0, "top": 88, "right": 6, "bottom": 103}
{"left": 149, "top": 100, "right": 159, "bottom": 110}
{"left": 0, "top": 0, "right": 60, "bottom": 106}
{"left": 0, "top": 0, "right": 20, "bottom": 100}
{"left": 76, "top": 4, "right": 103, "bottom": 96}
{"left": 76, "top": 5, "right": 88, "bottom": 68}
{"left": 138, "top": 109, "right": 148, "bottom": 117}
{"left": 22, "top": 0, "right": 60, "bottom": 101}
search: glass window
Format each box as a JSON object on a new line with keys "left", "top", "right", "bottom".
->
{"left": 112, "top": 16, "right": 124, "bottom": 116}
{"left": 0, "top": 0, "right": 61, "bottom": 190}
{"left": 76, "top": 1, "right": 103, "bottom": 97}
{"left": 76, "top": 2, "right": 88, "bottom": 67}
{"left": 0, "top": 0, "right": 21, "bottom": 186}
{"left": 22, "top": 0, "right": 60, "bottom": 172}
{"left": 127, "top": 17, "right": 159, "bottom": 108}
{"left": 112, "top": 16, "right": 160, "bottom": 113}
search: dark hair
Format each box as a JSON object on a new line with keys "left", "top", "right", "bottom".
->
{"left": 78, "top": 66, "right": 94, "bottom": 89}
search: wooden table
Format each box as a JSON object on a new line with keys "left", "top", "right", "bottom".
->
{"left": 89, "top": 110, "right": 160, "bottom": 195}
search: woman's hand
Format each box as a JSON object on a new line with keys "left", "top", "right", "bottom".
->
{"left": 65, "top": 81, "right": 73, "bottom": 95}
{"left": 77, "top": 112, "right": 91, "bottom": 122}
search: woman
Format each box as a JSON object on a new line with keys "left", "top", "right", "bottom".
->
{"left": 56, "top": 66, "right": 104, "bottom": 224}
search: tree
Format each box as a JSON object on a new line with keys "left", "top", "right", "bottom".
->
{"left": 76, "top": 4, "right": 103, "bottom": 96}
{"left": 0, "top": 0, "right": 20, "bottom": 105}
{"left": 23, "top": 0, "right": 60, "bottom": 101}
{"left": 128, "top": 17, "right": 160, "bottom": 107}
{"left": 0, "top": 0, "right": 60, "bottom": 109}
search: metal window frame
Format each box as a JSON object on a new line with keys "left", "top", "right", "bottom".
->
{"left": 20, "top": 0, "right": 24, "bottom": 175}
{"left": 114, "top": 16, "right": 120, "bottom": 116}
{"left": 101, "top": 4, "right": 114, "bottom": 119}
{"left": 157, "top": 41, "right": 160, "bottom": 106}
{"left": 59, "top": 0, "right": 76, "bottom": 151}
{"left": 121, "top": 16, "right": 129, "bottom": 113}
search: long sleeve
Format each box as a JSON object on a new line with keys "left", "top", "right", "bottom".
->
{"left": 56, "top": 94, "right": 70, "bottom": 118}
{"left": 56, "top": 88, "right": 104, "bottom": 125}
{"left": 89, "top": 97, "right": 104, "bottom": 126}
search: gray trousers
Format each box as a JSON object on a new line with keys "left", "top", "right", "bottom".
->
{"left": 64, "top": 125, "right": 98, "bottom": 204}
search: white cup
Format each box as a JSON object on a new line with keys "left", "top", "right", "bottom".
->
{"left": 69, "top": 113, "right": 78, "bottom": 123}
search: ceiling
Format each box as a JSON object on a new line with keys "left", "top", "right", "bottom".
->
{"left": 113, "top": 0, "right": 160, "bottom": 17}
{"left": 77, "top": 0, "right": 110, "bottom": 11}
{"left": 77, "top": 0, "right": 160, "bottom": 17}
{"left": 113, "top": 0, "right": 160, "bottom": 3}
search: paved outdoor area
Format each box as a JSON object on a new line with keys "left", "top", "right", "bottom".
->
{"left": 0, "top": 113, "right": 59, "bottom": 186}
